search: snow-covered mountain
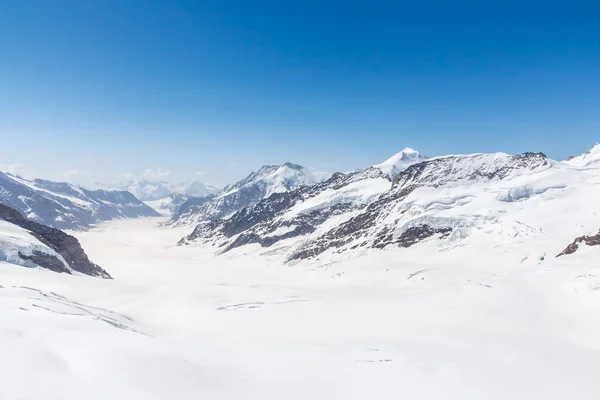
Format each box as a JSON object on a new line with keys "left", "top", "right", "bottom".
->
{"left": 144, "top": 193, "right": 205, "bottom": 216}
{"left": 105, "top": 178, "right": 220, "bottom": 201}
{"left": 101, "top": 178, "right": 220, "bottom": 215}
{"left": 0, "top": 204, "right": 110, "bottom": 277}
{"left": 373, "top": 147, "right": 427, "bottom": 178}
{"left": 564, "top": 142, "right": 600, "bottom": 167}
{"left": 0, "top": 172, "right": 159, "bottom": 230}
{"left": 172, "top": 163, "right": 332, "bottom": 226}
{"left": 179, "top": 146, "right": 600, "bottom": 264}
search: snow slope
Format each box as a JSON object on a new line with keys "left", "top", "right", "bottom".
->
{"left": 565, "top": 142, "right": 600, "bottom": 167}
{"left": 172, "top": 163, "right": 331, "bottom": 226}
{"left": 3, "top": 215, "right": 600, "bottom": 399}
{"left": 374, "top": 147, "right": 427, "bottom": 178}
{"left": 0, "top": 220, "right": 71, "bottom": 272}
{"left": 0, "top": 172, "right": 159, "bottom": 229}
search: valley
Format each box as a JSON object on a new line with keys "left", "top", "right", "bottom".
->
{"left": 2, "top": 214, "right": 600, "bottom": 399}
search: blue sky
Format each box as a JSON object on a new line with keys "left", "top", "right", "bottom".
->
{"left": 1, "top": 1, "right": 599, "bottom": 186}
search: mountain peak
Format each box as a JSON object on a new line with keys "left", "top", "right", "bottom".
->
{"left": 564, "top": 143, "right": 600, "bottom": 167}
{"left": 374, "top": 147, "right": 427, "bottom": 178}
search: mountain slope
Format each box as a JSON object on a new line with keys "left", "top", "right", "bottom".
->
{"left": 172, "top": 163, "right": 331, "bottom": 226}
{"left": 179, "top": 167, "right": 390, "bottom": 249}
{"left": 0, "top": 204, "right": 110, "bottom": 277}
{"left": 564, "top": 143, "right": 600, "bottom": 167}
{"left": 0, "top": 172, "right": 159, "bottom": 229}
{"left": 374, "top": 147, "right": 427, "bottom": 178}
{"left": 177, "top": 150, "right": 600, "bottom": 265}
{"left": 107, "top": 179, "right": 221, "bottom": 201}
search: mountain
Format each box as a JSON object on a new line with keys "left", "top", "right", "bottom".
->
{"left": 177, "top": 179, "right": 221, "bottom": 198}
{"left": 564, "top": 143, "right": 600, "bottom": 167}
{"left": 108, "top": 179, "right": 174, "bottom": 201}
{"left": 101, "top": 178, "right": 220, "bottom": 215}
{"left": 179, "top": 166, "right": 390, "bottom": 248}
{"left": 178, "top": 149, "right": 600, "bottom": 264}
{"left": 172, "top": 163, "right": 332, "bottom": 226}
{"left": 108, "top": 178, "right": 221, "bottom": 201}
{"left": 373, "top": 147, "right": 427, "bottom": 178}
{"left": 144, "top": 193, "right": 213, "bottom": 216}
{"left": 0, "top": 204, "right": 110, "bottom": 277}
{"left": 0, "top": 172, "right": 159, "bottom": 230}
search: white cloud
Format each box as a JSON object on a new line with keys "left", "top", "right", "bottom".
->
{"left": 119, "top": 173, "right": 136, "bottom": 179}
{"left": 142, "top": 168, "right": 171, "bottom": 180}
{"left": 194, "top": 170, "right": 208, "bottom": 177}
{"left": 0, "top": 163, "right": 25, "bottom": 176}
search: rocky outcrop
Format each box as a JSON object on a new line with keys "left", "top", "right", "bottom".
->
{"left": 557, "top": 230, "right": 600, "bottom": 257}
{"left": 0, "top": 204, "right": 111, "bottom": 278}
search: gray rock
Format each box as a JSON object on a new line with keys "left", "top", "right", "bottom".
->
{"left": 0, "top": 204, "right": 111, "bottom": 278}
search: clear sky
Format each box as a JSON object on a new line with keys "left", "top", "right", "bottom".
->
{"left": 1, "top": 1, "right": 599, "bottom": 186}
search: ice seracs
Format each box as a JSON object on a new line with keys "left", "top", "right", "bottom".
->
{"left": 374, "top": 147, "right": 427, "bottom": 178}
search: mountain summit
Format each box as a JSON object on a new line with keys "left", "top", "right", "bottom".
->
{"left": 172, "top": 162, "right": 331, "bottom": 226}
{"left": 374, "top": 147, "right": 427, "bottom": 178}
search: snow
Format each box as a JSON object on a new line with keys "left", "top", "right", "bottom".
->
{"left": 0, "top": 220, "right": 71, "bottom": 271}
{"left": 1, "top": 210, "right": 600, "bottom": 399}
{"left": 374, "top": 147, "right": 427, "bottom": 177}
{"left": 9, "top": 174, "right": 94, "bottom": 209}
{"left": 102, "top": 179, "right": 221, "bottom": 201}
{"left": 283, "top": 175, "right": 390, "bottom": 220}
{"left": 144, "top": 198, "right": 177, "bottom": 216}
{"left": 564, "top": 143, "right": 600, "bottom": 167}
{"left": 3, "top": 146, "right": 600, "bottom": 398}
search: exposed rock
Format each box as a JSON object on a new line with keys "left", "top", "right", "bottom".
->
{"left": 396, "top": 225, "right": 453, "bottom": 248}
{"left": 18, "top": 250, "right": 71, "bottom": 274}
{"left": 0, "top": 203, "right": 111, "bottom": 278}
{"left": 557, "top": 230, "right": 600, "bottom": 257}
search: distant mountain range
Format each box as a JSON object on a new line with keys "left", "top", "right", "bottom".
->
{"left": 0, "top": 172, "right": 159, "bottom": 230}
{"left": 100, "top": 178, "right": 222, "bottom": 201}
{"left": 96, "top": 178, "right": 222, "bottom": 215}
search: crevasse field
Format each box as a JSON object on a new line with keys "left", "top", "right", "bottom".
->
{"left": 2, "top": 211, "right": 600, "bottom": 399}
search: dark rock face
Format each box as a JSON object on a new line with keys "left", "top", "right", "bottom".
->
{"left": 396, "top": 225, "right": 453, "bottom": 248}
{"left": 0, "top": 172, "right": 159, "bottom": 230}
{"left": 557, "top": 230, "right": 600, "bottom": 257}
{"left": 0, "top": 204, "right": 111, "bottom": 278}
{"left": 18, "top": 250, "right": 71, "bottom": 274}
